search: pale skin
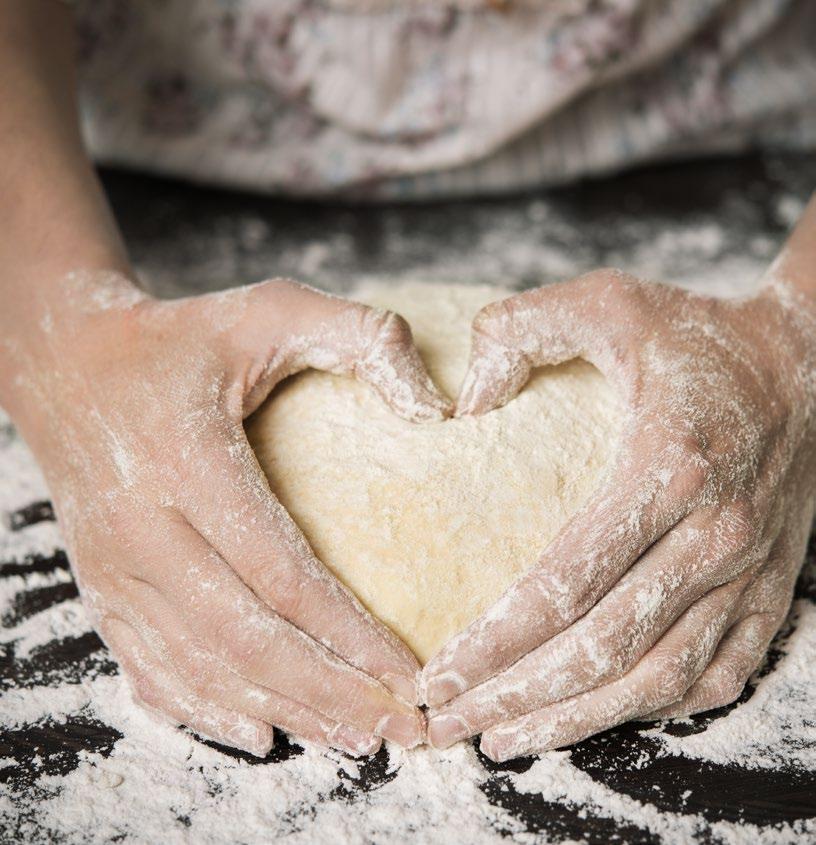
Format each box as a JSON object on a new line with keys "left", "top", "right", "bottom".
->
{"left": 2, "top": 2, "right": 815, "bottom": 761}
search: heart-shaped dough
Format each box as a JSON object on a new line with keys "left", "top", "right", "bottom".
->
{"left": 246, "top": 282, "right": 623, "bottom": 664}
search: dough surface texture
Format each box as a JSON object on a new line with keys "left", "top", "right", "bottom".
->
{"left": 246, "top": 283, "right": 623, "bottom": 664}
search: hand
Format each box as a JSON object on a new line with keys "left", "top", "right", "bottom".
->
{"left": 422, "top": 268, "right": 816, "bottom": 761}
{"left": 9, "top": 272, "right": 450, "bottom": 757}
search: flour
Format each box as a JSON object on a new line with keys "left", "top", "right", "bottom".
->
{"left": 2, "top": 383, "right": 815, "bottom": 843}
{"left": 4, "top": 176, "right": 816, "bottom": 840}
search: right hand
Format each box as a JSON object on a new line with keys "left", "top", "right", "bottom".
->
{"left": 7, "top": 272, "right": 450, "bottom": 757}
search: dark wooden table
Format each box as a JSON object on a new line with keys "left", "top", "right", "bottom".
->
{"left": 2, "top": 153, "right": 816, "bottom": 843}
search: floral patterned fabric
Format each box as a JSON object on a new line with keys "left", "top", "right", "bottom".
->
{"left": 73, "top": 0, "right": 816, "bottom": 199}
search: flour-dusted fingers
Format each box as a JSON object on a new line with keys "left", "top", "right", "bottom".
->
{"left": 210, "top": 278, "right": 452, "bottom": 422}
{"left": 423, "top": 265, "right": 811, "bottom": 712}
{"left": 455, "top": 269, "right": 636, "bottom": 416}
{"left": 643, "top": 530, "right": 804, "bottom": 721}
{"left": 100, "top": 617, "right": 275, "bottom": 758}
{"left": 22, "top": 257, "right": 815, "bottom": 760}
{"left": 479, "top": 580, "right": 742, "bottom": 762}
{"left": 426, "top": 505, "right": 766, "bottom": 747}
{"left": 177, "top": 430, "right": 422, "bottom": 704}
{"left": 422, "top": 454, "right": 711, "bottom": 708}
{"left": 134, "top": 517, "right": 424, "bottom": 747}
{"left": 107, "top": 591, "right": 382, "bottom": 757}
{"left": 641, "top": 612, "right": 778, "bottom": 721}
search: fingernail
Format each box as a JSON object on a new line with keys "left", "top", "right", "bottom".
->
{"left": 427, "top": 714, "right": 470, "bottom": 749}
{"left": 381, "top": 672, "right": 419, "bottom": 705}
{"left": 422, "top": 672, "right": 466, "bottom": 707}
{"left": 482, "top": 727, "right": 536, "bottom": 762}
{"left": 248, "top": 736, "right": 275, "bottom": 758}
{"left": 416, "top": 405, "right": 451, "bottom": 423}
{"left": 231, "top": 725, "right": 274, "bottom": 758}
{"left": 454, "top": 391, "right": 485, "bottom": 418}
{"left": 328, "top": 724, "right": 382, "bottom": 757}
{"left": 480, "top": 733, "right": 514, "bottom": 763}
{"left": 454, "top": 391, "right": 477, "bottom": 418}
{"left": 454, "top": 367, "right": 482, "bottom": 417}
{"left": 376, "top": 711, "right": 425, "bottom": 748}
{"left": 408, "top": 389, "right": 453, "bottom": 423}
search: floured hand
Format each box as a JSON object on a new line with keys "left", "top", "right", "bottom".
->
{"left": 424, "top": 266, "right": 816, "bottom": 761}
{"left": 7, "top": 272, "right": 451, "bottom": 757}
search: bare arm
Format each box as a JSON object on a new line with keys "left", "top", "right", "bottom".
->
{"left": 767, "top": 193, "right": 816, "bottom": 306}
{"left": 0, "top": 1, "right": 449, "bottom": 756}
{"left": 0, "top": 0, "right": 129, "bottom": 358}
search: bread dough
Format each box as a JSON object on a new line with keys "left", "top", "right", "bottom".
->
{"left": 246, "top": 283, "right": 623, "bottom": 664}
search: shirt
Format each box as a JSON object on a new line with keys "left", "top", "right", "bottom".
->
{"left": 73, "top": 0, "right": 816, "bottom": 199}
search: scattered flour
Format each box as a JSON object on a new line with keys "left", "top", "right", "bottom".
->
{"left": 2, "top": 400, "right": 814, "bottom": 842}
{"left": 3, "top": 177, "right": 815, "bottom": 841}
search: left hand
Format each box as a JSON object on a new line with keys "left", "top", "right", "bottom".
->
{"left": 422, "top": 268, "right": 816, "bottom": 761}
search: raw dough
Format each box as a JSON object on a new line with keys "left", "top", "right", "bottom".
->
{"left": 246, "top": 283, "right": 623, "bottom": 664}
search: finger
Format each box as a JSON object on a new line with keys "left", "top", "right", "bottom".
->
{"left": 111, "top": 589, "right": 382, "bottom": 757}
{"left": 426, "top": 504, "right": 761, "bottom": 746}
{"left": 100, "top": 617, "right": 275, "bottom": 758}
{"left": 479, "top": 579, "right": 738, "bottom": 762}
{"left": 220, "top": 279, "right": 452, "bottom": 422}
{"left": 132, "top": 516, "right": 424, "bottom": 747}
{"left": 456, "top": 269, "right": 631, "bottom": 416}
{"left": 177, "top": 434, "right": 422, "bottom": 705}
{"left": 643, "top": 518, "right": 804, "bottom": 721}
{"left": 641, "top": 612, "right": 778, "bottom": 721}
{"left": 422, "top": 452, "right": 710, "bottom": 708}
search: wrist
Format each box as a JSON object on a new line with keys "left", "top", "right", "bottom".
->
{"left": 760, "top": 193, "right": 816, "bottom": 316}
{"left": 0, "top": 266, "right": 149, "bottom": 434}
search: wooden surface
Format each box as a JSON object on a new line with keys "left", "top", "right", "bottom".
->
{"left": 2, "top": 154, "right": 816, "bottom": 843}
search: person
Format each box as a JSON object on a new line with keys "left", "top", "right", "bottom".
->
{"left": 1, "top": 0, "right": 814, "bottom": 762}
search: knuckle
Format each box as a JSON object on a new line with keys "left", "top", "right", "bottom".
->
{"left": 472, "top": 297, "right": 516, "bottom": 338}
{"left": 662, "top": 671, "right": 691, "bottom": 704}
{"left": 716, "top": 499, "right": 759, "bottom": 557}
{"left": 583, "top": 267, "right": 631, "bottom": 289}
{"left": 667, "top": 436, "right": 714, "bottom": 497}
{"left": 581, "top": 268, "right": 639, "bottom": 303}
{"left": 576, "top": 620, "right": 633, "bottom": 683}
{"left": 182, "top": 662, "right": 215, "bottom": 699}
{"left": 269, "top": 582, "right": 306, "bottom": 623}
{"left": 239, "top": 276, "right": 300, "bottom": 311}
{"left": 562, "top": 586, "right": 596, "bottom": 627}
{"left": 362, "top": 307, "right": 413, "bottom": 351}
{"left": 222, "top": 634, "right": 253, "bottom": 671}
{"left": 712, "top": 665, "right": 746, "bottom": 706}
{"left": 253, "top": 561, "right": 307, "bottom": 622}
{"left": 670, "top": 462, "right": 709, "bottom": 501}
{"left": 256, "top": 276, "right": 299, "bottom": 297}
{"left": 131, "top": 674, "right": 162, "bottom": 710}
{"left": 208, "top": 613, "right": 256, "bottom": 671}
{"left": 547, "top": 569, "right": 594, "bottom": 625}
{"left": 653, "top": 654, "right": 694, "bottom": 701}
{"left": 676, "top": 433, "right": 707, "bottom": 464}
{"left": 493, "top": 686, "right": 530, "bottom": 720}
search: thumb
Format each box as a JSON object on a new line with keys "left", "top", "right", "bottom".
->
{"left": 456, "top": 275, "right": 605, "bottom": 416}
{"left": 352, "top": 305, "right": 454, "bottom": 422}
{"left": 224, "top": 279, "right": 452, "bottom": 422}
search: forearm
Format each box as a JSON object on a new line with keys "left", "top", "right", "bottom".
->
{"left": 0, "top": 1, "right": 135, "bottom": 398}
